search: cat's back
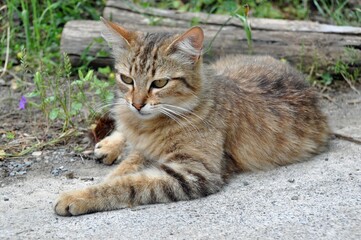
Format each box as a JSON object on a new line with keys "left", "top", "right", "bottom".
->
{"left": 210, "top": 55, "right": 308, "bottom": 96}
{"left": 209, "top": 55, "right": 330, "bottom": 170}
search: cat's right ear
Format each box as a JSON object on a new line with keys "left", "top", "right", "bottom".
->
{"left": 100, "top": 17, "right": 136, "bottom": 54}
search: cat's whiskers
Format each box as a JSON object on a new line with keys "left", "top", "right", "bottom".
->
{"left": 93, "top": 98, "right": 127, "bottom": 111}
{"left": 162, "top": 103, "right": 213, "bottom": 129}
{"left": 90, "top": 99, "right": 127, "bottom": 120}
{"left": 161, "top": 106, "right": 204, "bottom": 137}
{"left": 158, "top": 108, "right": 186, "bottom": 129}
{"left": 158, "top": 106, "right": 197, "bottom": 135}
{"left": 158, "top": 108, "right": 198, "bottom": 139}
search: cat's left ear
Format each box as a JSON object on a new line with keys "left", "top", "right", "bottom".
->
{"left": 167, "top": 26, "right": 204, "bottom": 64}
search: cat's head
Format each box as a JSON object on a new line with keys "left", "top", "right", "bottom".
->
{"left": 101, "top": 18, "right": 204, "bottom": 120}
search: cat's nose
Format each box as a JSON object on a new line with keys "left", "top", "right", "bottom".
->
{"left": 132, "top": 103, "right": 145, "bottom": 111}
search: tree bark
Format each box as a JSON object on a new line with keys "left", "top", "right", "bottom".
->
{"left": 61, "top": 0, "right": 361, "bottom": 70}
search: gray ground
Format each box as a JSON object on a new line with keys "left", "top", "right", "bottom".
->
{"left": 1, "top": 89, "right": 360, "bottom": 240}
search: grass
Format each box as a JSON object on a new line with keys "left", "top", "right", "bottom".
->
{"left": 0, "top": 0, "right": 360, "bottom": 158}
{"left": 1, "top": 0, "right": 112, "bottom": 157}
{"left": 136, "top": 0, "right": 360, "bottom": 25}
{"left": 2, "top": 0, "right": 111, "bottom": 123}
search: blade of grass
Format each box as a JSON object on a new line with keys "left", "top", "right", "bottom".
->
{"left": 31, "top": 0, "right": 40, "bottom": 51}
{"left": 3, "top": 129, "right": 78, "bottom": 158}
{"left": 20, "top": 0, "right": 31, "bottom": 51}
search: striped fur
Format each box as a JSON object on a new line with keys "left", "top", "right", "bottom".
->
{"left": 54, "top": 20, "right": 330, "bottom": 216}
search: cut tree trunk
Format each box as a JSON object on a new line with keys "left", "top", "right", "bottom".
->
{"left": 61, "top": 0, "right": 361, "bottom": 71}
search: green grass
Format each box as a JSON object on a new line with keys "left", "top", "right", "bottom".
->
{"left": 313, "top": 0, "right": 361, "bottom": 26}
{"left": 0, "top": 0, "right": 112, "bottom": 157}
{"left": 136, "top": 0, "right": 360, "bottom": 25}
{"left": 3, "top": 0, "right": 106, "bottom": 68}
{"left": 2, "top": 0, "right": 111, "bottom": 129}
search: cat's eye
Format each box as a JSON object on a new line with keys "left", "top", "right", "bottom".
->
{"left": 120, "top": 74, "right": 134, "bottom": 85}
{"left": 152, "top": 79, "right": 169, "bottom": 88}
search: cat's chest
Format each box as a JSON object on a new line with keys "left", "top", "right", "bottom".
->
{"left": 123, "top": 127, "right": 170, "bottom": 160}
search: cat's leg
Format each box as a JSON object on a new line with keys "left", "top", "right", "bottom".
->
{"left": 54, "top": 153, "right": 224, "bottom": 216}
{"left": 105, "top": 151, "right": 147, "bottom": 180}
{"left": 94, "top": 130, "right": 125, "bottom": 165}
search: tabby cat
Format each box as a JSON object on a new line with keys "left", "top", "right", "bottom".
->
{"left": 54, "top": 18, "right": 330, "bottom": 216}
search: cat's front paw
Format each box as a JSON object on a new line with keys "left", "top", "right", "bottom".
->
{"left": 54, "top": 190, "right": 93, "bottom": 216}
{"left": 94, "top": 132, "right": 125, "bottom": 165}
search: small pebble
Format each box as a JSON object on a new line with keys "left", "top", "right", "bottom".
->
{"left": 4, "top": 197, "right": 9, "bottom": 201}
{"left": 51, "top": 166, "right": 68, "bottom": 176}
{"left": 243, "top": 181, "right": 250, "bottom": 186}
{"left": 288, "top": 179, "right": 295, "bottom": 183}
{"left": 17, "top": 171, "right": 27, "bottom": 175}
{"left": 324, "top": 158, "right": 328, "bottom": 161}
{"left": 65, "top": 172, "right": 76, "bottom": 179}
{"left": 24, "top": 162, "right": 32, "bottom": 167}
{"left": 32, "top": 151, "right": 42, "bottom": 157}
{"left": 291, "top": 196, "right": 299, "bottom": 200}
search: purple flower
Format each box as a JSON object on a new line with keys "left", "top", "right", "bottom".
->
{"left": 19, "top": 96, "right": 27, "bottom": 110}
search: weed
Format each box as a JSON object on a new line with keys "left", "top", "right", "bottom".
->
{"left": 25, "top": 53, "right": 115, "bottom": 131}
{"left": 313, "top": 0, "right": 361, "bottom": 26}
{"left": 309, "top": 47, "right": 361, "bottom": 88}
{"left": 2, "top": 1, "right": 109, "bottom": 130}
{"left": 235, "top": 4, "right": 252, "bottom": 51}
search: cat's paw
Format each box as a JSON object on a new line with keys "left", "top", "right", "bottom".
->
{"left": 54, "top": 190, "right": 92, "bottom": 216}
{"left": 94, "top": 132, "right": 125, "bottom": 165}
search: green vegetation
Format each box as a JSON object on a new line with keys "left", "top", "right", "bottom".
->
{"left": 1, "top": 1, "right": 111, "bottom": 130}
{"left": 136, "top": 0, "right": 360, "bottom": 25}
{"left": 313, "top": 0, "right": 361, "bottom": 25}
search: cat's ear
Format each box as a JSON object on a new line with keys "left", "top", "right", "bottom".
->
{"left": 100, "top": 17, "right": 136, "bottom": 54}
{"left": 167, "top": 26, "right": 204, "bottom": 64}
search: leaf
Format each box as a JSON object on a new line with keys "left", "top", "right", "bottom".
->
{"left": 71, "top": 80, "right": 84, "bottom": 86}
{"left": 34, "top": 72, "right": 43, "bottom": 85}
{"left": 71, "top": 102, "right": 83, "bottom": 112}
{"left": 321, "top": 73, "right": 333, "bottom": 85}
{"left": 78, "top": 69, "right": 84, "bottom": 80}
{"left": 84, "top": 70, "right": 94, "bottom": 81}
{"left": 6, "top": 132, "right": 15, "bottom": 140}
{"left": 44, "top": 96, "right": 55, "bottom": 103}
{"left": 49, "top": 108, "right": 60, "bottom": 120}
{"left": 26, "top": 91, "right": 40, "bottom": 98}
{"left": 98, "top": 66, "right": 111, "bottom": 75}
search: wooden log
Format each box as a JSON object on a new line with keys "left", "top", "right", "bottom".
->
{"left": 61, "top": 1, "right": 361, "bottom": 70}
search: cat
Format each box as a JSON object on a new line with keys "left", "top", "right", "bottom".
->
{"left": 54, "top": 17, "right": 330, "bottom": 216}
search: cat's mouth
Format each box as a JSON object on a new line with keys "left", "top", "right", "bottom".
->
{"left": 133, "top": 110, "right": 156, "bottom": 120}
